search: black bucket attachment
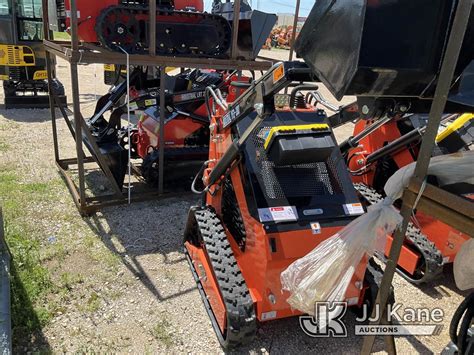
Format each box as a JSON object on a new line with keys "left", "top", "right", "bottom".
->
{"left": 232, "top": 10, "right": 277, "bottom": 60}
{"left": 213, "top": 2, "right": 276, "bottom": 60}
{"left": 82, "top": 135, "right": 128, "bottom": 190}
{"left": 295, "top": 0, "right": 474, "bottom": 100}
{"left": 96, "top": 142, "right": 128, "bottom": 189}
{"left": 449, "top": 60, "right": 474, "bottom": 107}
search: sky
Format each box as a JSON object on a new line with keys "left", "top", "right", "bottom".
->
{"left": 203, "top": 0, "right": 314, "bottom": 17}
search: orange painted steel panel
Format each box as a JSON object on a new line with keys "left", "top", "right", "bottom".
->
{"left": 385, "top": 236, "right": 419, "bottom": 275}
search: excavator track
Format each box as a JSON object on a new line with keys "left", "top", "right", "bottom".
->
{"left": 185, "top": 207, "right": 257, "bottom": 348}
{"left": 96, "top": 5, "right": 231, "bottom": 56}
{"left": 354, "top": 183, "right": 444, "bottom": 284}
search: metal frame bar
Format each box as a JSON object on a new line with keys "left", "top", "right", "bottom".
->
{"left": 42, "top": 0, "right": 273, "bottom": 214}
{"left": 288, "top": 0, "right": 301, "bottom": 62}
{"left": 284, "top": 0, "right": 301, "bottom": 95}
{"left": 54, "top": 158, "right": 186, "bottom": 215}
{"left": 149, "top": 0, "right": 156, "bottom": 57}
{"left": 404, "top": 179, "right": 474, "bottom": 236}
{"left": 159, "top": 67, "right": 166, "bottom": 194}
{"left": 68, "top": 0, "right": 87, "bottom": 210}
{"left": 361, "top": 0, "right": 473, "bottom": 353}
{"left": 42, "top": 0, "right": 59, "bottom": 162}
{"left": 231, "top": 0, "right": 241, "bottom": 59}
{"left": 43, "top": 41, "right": 272, "bottom": 71}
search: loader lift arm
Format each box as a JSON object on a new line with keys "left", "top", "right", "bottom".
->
{"left": 207, "top": 61, "right": 315, "bottom": 186}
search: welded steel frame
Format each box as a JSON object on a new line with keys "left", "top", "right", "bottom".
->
{"left": 361, "top": 1, "right": 474, "bottom": 353}
{"left": 41, "top": 0, "right": 274, "bottom": 215}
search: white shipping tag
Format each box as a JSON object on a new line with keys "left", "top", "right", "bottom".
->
{"left": 343, "top": 203, "right": 365, "bottom": 216}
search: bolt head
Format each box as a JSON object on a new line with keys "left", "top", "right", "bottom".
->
{"left": 399, "top": 104, "right": 408, "bottom": 112}
{"left": 117, "top": 27, "right": 125, "bottom": 35}
{"left": 254, "top": 103, "right": 264, "bottom": 116}
{"left": 362, "top": 105, "right": 370, "bottom": 115}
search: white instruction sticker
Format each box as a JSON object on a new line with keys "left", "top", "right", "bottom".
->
{"left": 258, "top": 206, "right": 298, "bottom": 223}
{"left": 343, "top": 203, "right": 365, "bottom": 216}
{"left": 310, "top": 222, "right": 321, "bottom": 235}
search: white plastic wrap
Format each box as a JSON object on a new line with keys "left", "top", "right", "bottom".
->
{"left": 280, "top": 199, "right": 402, "bottom": 315}
{"left": 280, "top": 151, "right": 474, "bottom": 314}
{"left": 384, "top": 150, "right": 474, "bottom": 200}
{"left": 384, "top": 151, "right": 474, "bottom": 292}
{"left": 454, "top": 239, "right": 474, "bottom": 291}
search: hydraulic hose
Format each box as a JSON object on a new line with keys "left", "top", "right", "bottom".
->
{"left": 207, "top": 141, "right": 240, "bottom": 186}
{"left": 339, "top": 114, "right": 393, "bottom": 155}
{"left": 289, "top": 84, "right": 319, "bottom": 108}
{"left": 230, "top": 81, "right": 252, "bottom": 89}
{"left": 366, "top": 128, "right": 424, "bottom": 164}
{"left": 191, "top": 160, "right": 211, "bottom": 195}
{"left": 449, "top": 292, "right": 474, "bottom": 354}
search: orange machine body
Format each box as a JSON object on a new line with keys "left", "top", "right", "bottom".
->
{"left": 135, "top": 103, "right": 208, "bottom": 159}
{"left": 185, "top": 101, "right": 370, "bottom": 334}
{"left": 348, "top": 119, "right": 470, "bottom": 275}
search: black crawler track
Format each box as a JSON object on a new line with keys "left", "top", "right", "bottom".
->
{"left": 184, "top": 207, "right": 257, "bottom": 349}
{"left": 96, "top": 5, "right": 232, "bottom": 56}
{"left": 354, "top": 183, "right": 443, "bottom": 284}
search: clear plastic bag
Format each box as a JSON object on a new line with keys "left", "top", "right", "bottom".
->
{"left": 280, "top": 199, "right": 402, "bottom": 315}
{"left": 384, "top": 150, "right": 474, "bottom": 200}
{"left": 384, "top": 151, "right": 474, "bottom": 291}
{"left": 280, "top": 151, "right": 474, "bottom": 314}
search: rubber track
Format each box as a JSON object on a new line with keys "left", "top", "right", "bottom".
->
{"left": 96, "top": 6, "right": 231, "bottom": 56}
{"left": 193, "top": 208, "right": 256, "bottom": 348}
{"left": 354, "top": 183, "right": 443, "bottom": 284}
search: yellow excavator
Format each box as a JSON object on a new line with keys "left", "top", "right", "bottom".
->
{"left": 0, "top": 0, "right": 66, "bottom": 108}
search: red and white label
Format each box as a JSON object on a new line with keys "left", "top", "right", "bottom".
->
{"left": 343, "top": 203, "right": 364, "bottom": 216}
{"left": 258, "top": 206, "right": 298, "bottom": 223}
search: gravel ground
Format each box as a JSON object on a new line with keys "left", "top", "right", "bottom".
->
{"left": 0, "top": 48, "right": 469, "bottom": 353}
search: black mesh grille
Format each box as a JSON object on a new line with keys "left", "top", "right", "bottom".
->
{"left": 253, "top": 127, "right": 343, "bottom": 200}
{"left": 222, "top": 178, "right": 247, "bottom": 250}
